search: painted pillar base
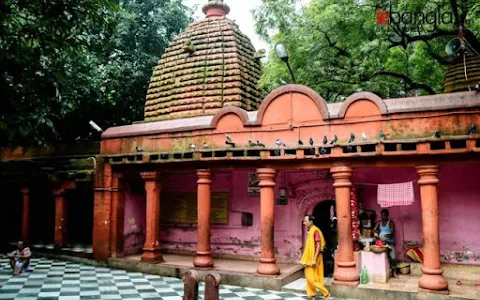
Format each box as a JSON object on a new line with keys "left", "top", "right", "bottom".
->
{"left": 333, "top": 260, "right": 359, "bottom": 286}
{"left": 256, "top": 258, "right": 280, "bottom": 276}
{"left": 419, "top": 267, "right": 449, "bottom": 294}
{"left": 141, "top": 249, "right": 164, "bottom": 263}
{"left": 193, "top": 252, "right": 214, "bottom": 268}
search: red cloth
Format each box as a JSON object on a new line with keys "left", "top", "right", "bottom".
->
{"left": 377, "top": 181, "right": 414, "bottom": 207}
{"left": 314, "top": 231, "right": 320, "bottom": 251}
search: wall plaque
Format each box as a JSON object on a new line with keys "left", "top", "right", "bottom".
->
{"left": 161, "top": 192, "right": 229, "bottom": 224}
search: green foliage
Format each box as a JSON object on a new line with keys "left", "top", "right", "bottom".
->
{"left": 254, "top": 0, "right": 480, "bottom": 101}
{"left": 0, "top": 0, "right": 192, "bottom": 147}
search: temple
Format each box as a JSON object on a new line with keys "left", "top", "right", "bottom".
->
{"left": 2, "top": 0, "right": 480, "bottom": 298}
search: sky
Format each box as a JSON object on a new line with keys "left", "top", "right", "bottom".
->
{"left": 183, "top": 0, "right": 268, "bottom": 51}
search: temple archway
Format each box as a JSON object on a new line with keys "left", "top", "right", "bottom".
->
{"left": 311, "top": 200, "right": 336, "bottom": 277}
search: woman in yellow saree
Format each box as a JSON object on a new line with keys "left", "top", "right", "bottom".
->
{"left": 300, "top": 215, "right": 331, "bottom": 300}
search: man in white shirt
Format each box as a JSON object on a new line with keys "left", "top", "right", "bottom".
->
{"left": 8, "top": 241, "right": 31, "bottom": 275}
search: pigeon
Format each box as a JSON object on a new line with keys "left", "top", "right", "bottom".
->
{"left": 203, "top": 142, "right": 210, "bottom": 149}
{"left": 274, "top": 149, "right": 281, "bottom": 156}
{"left": 309, "top": 137, "right": 314, "bottom": 146}
{"left": 434, "top": 130, "right": 442, "bottom": 138}
{"left": 320, "top": 147, "right": 328, "bottom": 155}
{"left": 361, "top": 132, "right": 367, "bottom": 141}
{"left": 190, "top": 144, "right": 197, "bottom": 150}
{"left": 248, "top": 140, "right": 257, "bottom": 147}
{"left": 380, "top": 130, "right": 386, "bottom": 141}
{"left": 226, "top": 135, "right": 233, "bottom": 143}
{"left": 323, "top": 136, "right": 328, "bottom": 145}
{"left": 256, "top": 140, "right": 265, "bottom": 148}
{"left": 298, "top": 139, "right": 304, "bottom": 146}
{"left": 330, "top": 135, "right": 338, "bottom": 145}
{"left": 468, "top": 124, "right": 477, "bottom": 135}
{"left": 275, "top": 139, "right": 286, "bottom": 147}
{"left": 135, "top": 146, "right": 143, "bottom": 152}
{"left": 348, "top": 133, "right": 355, "bottom": 143}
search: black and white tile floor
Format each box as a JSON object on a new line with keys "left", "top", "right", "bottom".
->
{"left": 0, "top": 258, "right": 339, "bottom": 300}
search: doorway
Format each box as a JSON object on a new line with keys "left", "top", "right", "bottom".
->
{"left": 312, "top": 200, "right": 336, "bottom": 277}
{"left": 66, "top": 184, "right": 94, "bottom": 247}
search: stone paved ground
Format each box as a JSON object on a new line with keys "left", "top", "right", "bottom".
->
{"left": 0, "top": 258, "right": 341, "bottom": 300}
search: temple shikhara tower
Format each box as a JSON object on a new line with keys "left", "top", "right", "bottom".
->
{"left": 144, "top": 0, "right": 262, "bottom": 122}
{"left": 2, "top": 1, "right": 480, "bottom": 299}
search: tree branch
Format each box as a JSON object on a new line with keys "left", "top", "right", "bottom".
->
{"left": 423, "top": 40, "right": 455, "bottom": 66}
{"left": 450, "top": 0, "right": 460, "bottom": 27}
{"left": 323, "top": 32, "right": 351, "bottom": 57}
{"left": 388, "top": 28, "right": 458, "bottom": 49}
{"left": 372, "top": 71, "right": 436, "bottom": 94}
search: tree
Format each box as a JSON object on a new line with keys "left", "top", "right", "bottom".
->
{"left": 254, "top": 0, "right": 480, "bottom": 102}
{"left": 0, "top": 0, "right": 192, "bottom": 147}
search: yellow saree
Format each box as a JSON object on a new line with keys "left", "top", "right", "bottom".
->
{"left": 300, "top": 225, "right": 330, "bottom": 298}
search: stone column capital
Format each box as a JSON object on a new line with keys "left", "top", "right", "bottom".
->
{"left": 257, "top": 168, "right": 277, "bottom": 187}
{"left": 416, "top": 165, "right": 440, "bottom": 185}
{"left": 53, "top": 188, "right": 65, "bottom": 196}
{"left": 197, "top": 169, "right": 212, "bottom": 184}
{"left": 21, "top": 188, "right": 29, "bottom": 195}
{"left": 330, "top": 166, "right": 353, "bottom": 188}
{"left": 140, "top": 171, "right": 161, "bottom": 181}
{"left": 112, "top": 172, "right": 125, "bottom": 181}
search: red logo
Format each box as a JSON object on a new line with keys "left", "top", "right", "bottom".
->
{"left": 376, "top": 6, "right": 389, "bottom": 24}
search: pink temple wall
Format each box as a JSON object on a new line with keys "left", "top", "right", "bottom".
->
{"left": 121, "top": 164, "right": 480, "bottom": 265}
{"left": 356, "top": 165, "right": 480, "bottom": 265}
{"left": 123, "top": 191, "right": 146, "bottom": 255}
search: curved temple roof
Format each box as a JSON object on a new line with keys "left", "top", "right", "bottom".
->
{"left": 104, "top": 86, "right": 480, "bottom": 138}
{"left": 101, "top": 85, "right": 480, "bottom": 166}
{"left": 144, "top": 0, "right": 262, "bottom": 122}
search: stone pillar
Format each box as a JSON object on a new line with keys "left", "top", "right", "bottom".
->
{"left": 21, "top": 188, "right": 30, "bottom": 243}
{"left": 110, "top": 172, "right": 125, "bottom": 258}
{"left": 54, "top": 188, "right": 68, "bottom": 248}
{"left": 193, "top": 169, "right": 214, "bottom": 268}
{"left": 416, "top": 165, "right": 448, "bottom": 294}
{"left": 92, "top": 159, "right": 112, "bottom": 261}
{"left": 330, "top": 165, "right": 359, "bottom": 286}
{"left": 256, "top": 168, "right": 280, "bottom": 275}
{"left": 140, "top": 171, "right": 163, "bottom": 262}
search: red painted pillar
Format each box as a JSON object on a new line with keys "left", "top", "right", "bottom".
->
{"left": 193, "top": 169, "right": 214, "bottom": 268}
{"left": 21, "top": 188, "right": 30, "bottom": 243}
{"left": 54, "top": 188, "right": 68, "bottom": 248}
{"left": 416, "top": 165, "right": 449, "bottom": 294}
{"left": 140, "top": 171, "right": 163, "bottom": 262}
{"left": 331, "top": 164, "right": 359, "bottom": 286}
{"left": 256, "top": 168, "right": 280, "bottom": 276}
{"left": 110, "top": 172, "right": 125, "bottom": 258}
{"left": 92, "top": 159, "right": 113, "bottom": 261}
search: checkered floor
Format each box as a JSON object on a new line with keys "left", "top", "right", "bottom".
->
{"left": 0, "top": 258, "right": 335, "bottom": 300}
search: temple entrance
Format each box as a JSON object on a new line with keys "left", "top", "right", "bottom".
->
{"left": 66, "top": 184, "right": 94, "bottom": 249}
{"left": 30, "top": 184, "right": 55, "bottom": 246}
{"left": 312, "top": 200, "right": 336, "bottom": 277}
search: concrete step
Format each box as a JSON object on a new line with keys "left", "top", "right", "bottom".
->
{"left": 283, "top": 276, "right": 480, "bottom": 300}
{"left": 282, "top": 278, "right": 359, "bottom": 300}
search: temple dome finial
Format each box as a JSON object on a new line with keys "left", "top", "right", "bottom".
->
{"left": 202, "top": 0, "right": 230, "bottom": 18}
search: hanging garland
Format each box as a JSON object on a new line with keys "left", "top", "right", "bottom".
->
{"left": 351, "top": 186, "right": 361, "bottom": 251}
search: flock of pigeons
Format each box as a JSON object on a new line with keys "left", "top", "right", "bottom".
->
{"left": 186, "top": 124, "right": 477, "bottom": 152}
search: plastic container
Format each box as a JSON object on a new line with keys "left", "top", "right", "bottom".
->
{"left": 360, "top": 266, "right": 369, "bottom": 284}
